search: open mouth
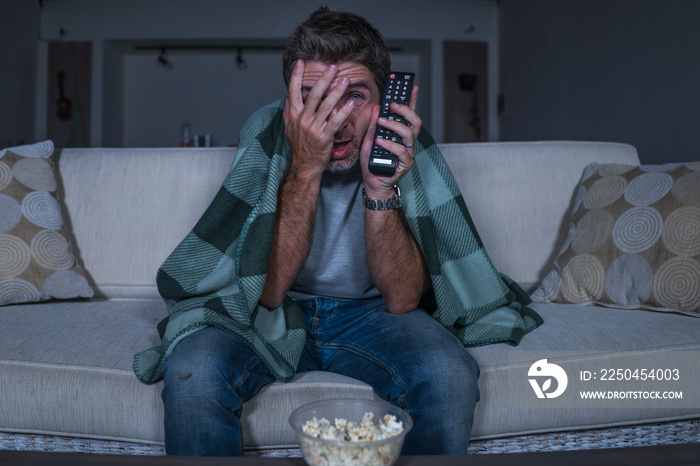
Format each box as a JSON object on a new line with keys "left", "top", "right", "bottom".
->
{"left": 331, "top": 140, "right": 351, "bottom": 158}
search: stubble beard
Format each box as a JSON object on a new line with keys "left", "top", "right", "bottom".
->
{"left": 325, "top": 133, "right": 361, "bottom": 175}
{"left": 326, "top": 150, "right": 360, "bottom": 174}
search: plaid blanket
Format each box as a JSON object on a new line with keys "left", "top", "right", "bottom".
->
{"left": 133, "top": 99, "right": 542, "bottom": 384}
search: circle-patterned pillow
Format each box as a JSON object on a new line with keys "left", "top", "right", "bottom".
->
{"left": 532, "top": 162, "right": 700, "bottom": 316}
{"left": 0, "top": 141, "right": 93, "bottom": 306}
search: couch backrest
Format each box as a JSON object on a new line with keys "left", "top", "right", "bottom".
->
{"left": 57, "top": 148, "right": 237, "bottom": 299}
{"left": 440, "top": 141, "right": 639, "bottom": 291}
{"left": 58, "top": 141, "right": 639, "bottom": 299}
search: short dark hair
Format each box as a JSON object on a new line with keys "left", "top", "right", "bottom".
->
{"left": 282, "top": 6, "right": 391, "bottom": 92}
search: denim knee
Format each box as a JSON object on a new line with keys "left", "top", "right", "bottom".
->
{"left": 408, "top": 347, "right": 480, "bottom": 408}
{"left": 160, "top": 327, "right": 274, "bottom": 456}
{"left": 400, "top": 345, "right": 480, "bottom": 455}
{"left": 162, "top": 328, "right": 239, "bottom": 399}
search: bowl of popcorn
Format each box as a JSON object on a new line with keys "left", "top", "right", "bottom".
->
{"left": 289, "top": 398, "right": 413, "bottom": 466}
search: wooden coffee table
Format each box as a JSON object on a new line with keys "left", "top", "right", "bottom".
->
{"left": 1, "top": 442, "right": 699, "bottom": 465}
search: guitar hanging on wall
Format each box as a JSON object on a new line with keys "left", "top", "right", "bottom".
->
{"left": 56, "top": 71, "right": 72, "bottom": 120}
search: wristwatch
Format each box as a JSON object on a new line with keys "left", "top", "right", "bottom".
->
{"left": 362, "top": 185, "right": 402, "bottom": 211}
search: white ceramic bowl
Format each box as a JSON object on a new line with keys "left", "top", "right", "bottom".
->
{"left": 289, "top": 398, "right": 413, "bottom": 466}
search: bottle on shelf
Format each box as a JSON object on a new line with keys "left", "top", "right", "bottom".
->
{"left": 194, "top": 133, "right": 211, "bottom": 147}
{"left": 180, "top": 120, "right": 192, "bottom": 147}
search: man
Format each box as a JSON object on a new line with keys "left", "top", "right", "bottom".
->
{"left": 134, "top": 6, "right": 541, "bottom": 457}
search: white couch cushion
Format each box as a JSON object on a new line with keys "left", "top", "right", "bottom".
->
{"left": 57, "top": 148, "right": 236, "bottom": 299}
{"left": 440, "top": 141, "right": 639, "bottom": 292}
{"left": 0, "top": 299, "right": 166, "bottom": 443}
{"left": 468, "top": 302, "right": 700, "bottom": 438}
{"left": 57, "top": 142, "right": 639, "bottom": 299}
{"left": 2, "top": 298, "right": 698, "bottom": 448}
{"left": 0, "top": 298, "right": 376, "bottom": 447}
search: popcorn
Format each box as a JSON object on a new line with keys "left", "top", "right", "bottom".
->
{"left": 299, "top": 411, "right": 405, "bottom": 466}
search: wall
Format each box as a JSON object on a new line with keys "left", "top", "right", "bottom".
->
{"left": 120, "top": 49, "right": 419, "bottom": 148}
{"left": 1, "top": 0, "right": 40, "bottom": 148}
{"left": 36, "top": 0, "right": 501, "bottom": 147}
{"left": 499, "top": 0, "right": 700, "bottom": 164}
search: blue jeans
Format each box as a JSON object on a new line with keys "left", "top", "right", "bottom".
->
{"left": 161, "top": 297, "right": 480, "bottom": 456}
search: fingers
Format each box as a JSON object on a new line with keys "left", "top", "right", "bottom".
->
{"left": 316, "top": 76, "right": 351, "bottom": 130}
{"left": 378, "top": 105, "right": 422, "bottom": 148}
{"left": 326, "top": 92, "right": 355, "bottom": 131}
{"left": 284, "top": 61, "right": 355, "bottom": 175}
{"left": 287, "top": 61, "right": 352, "bottom": 133}
{"left": 360, "top": 104, "right": 381, "bottom": 165}
{"left": 303, "top": 64, "right": 339, "bottom": 114}
{"left": 283, "top": 97, "right": 290, "bottom": 126}
{"left": 393, "top": 86, "right": 421, "bottom": 134}
{"left": 286, "top": 60, "right": 305, "bottom": 115}
{"left": 370, "top": 87, "right": 422, "bottom": 178}
{"left": 376, "top": 85, "right": 421, "bottom": 145}
{"left": 288, "top": 60, "right": 343, "bottom": 116}
{"left": 409, "top": 85, "right": 419, "bottom": 111}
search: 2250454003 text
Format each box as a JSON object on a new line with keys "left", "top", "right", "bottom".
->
{"left": 580, "top": 368, "right": 680, "bottom": 381}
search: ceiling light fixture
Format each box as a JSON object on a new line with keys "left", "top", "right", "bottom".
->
{"left": 157, "top": 48, "right": 174, "bottom": 69}
{"left": 236, "top": 48, "right": 247, "bottom": 69}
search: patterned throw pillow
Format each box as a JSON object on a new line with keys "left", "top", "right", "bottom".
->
{"left": 532, "top": 161, "right": 700, "bottom": 316}
{"left": 0, "top": 140, "right": 93, "bottom": 305}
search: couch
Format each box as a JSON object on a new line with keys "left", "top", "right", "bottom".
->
{"left": 1, "top": 140, "right": 699, "bottom": 455}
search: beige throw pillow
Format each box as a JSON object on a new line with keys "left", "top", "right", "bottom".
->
{"left": 532, "top": 162, "right": 700, "bottom": 316}
{"left": 0, "top": 140, "right": 93, "bottom": 305}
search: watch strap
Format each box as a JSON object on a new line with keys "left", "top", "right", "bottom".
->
{"left": 362, "top": 185, "right": 402, "bottom": 211}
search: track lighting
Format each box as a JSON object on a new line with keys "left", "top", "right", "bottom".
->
{"left": 157, "top": 48, "right": 174, "bottom": 69}
{"left": 133, "top": 44, "right": 292, "bottom": 70}
{"left": 236, "top": 48, "right": 247, "bottom": 69}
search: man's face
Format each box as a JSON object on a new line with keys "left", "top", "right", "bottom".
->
{"left": 299, "top": 61, "right": 379, "bottom": 174}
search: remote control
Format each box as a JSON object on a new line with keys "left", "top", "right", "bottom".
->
{"left": 368, "top": 71, "right": 415, "bottom": 177}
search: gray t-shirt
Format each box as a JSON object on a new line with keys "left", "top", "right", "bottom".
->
{"left": 288, "top": 165, "right": 380, "bottom": 301}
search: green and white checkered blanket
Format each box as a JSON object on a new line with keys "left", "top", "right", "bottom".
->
{"left": 133, "top": 99, "right": 543, "bottom": 384}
